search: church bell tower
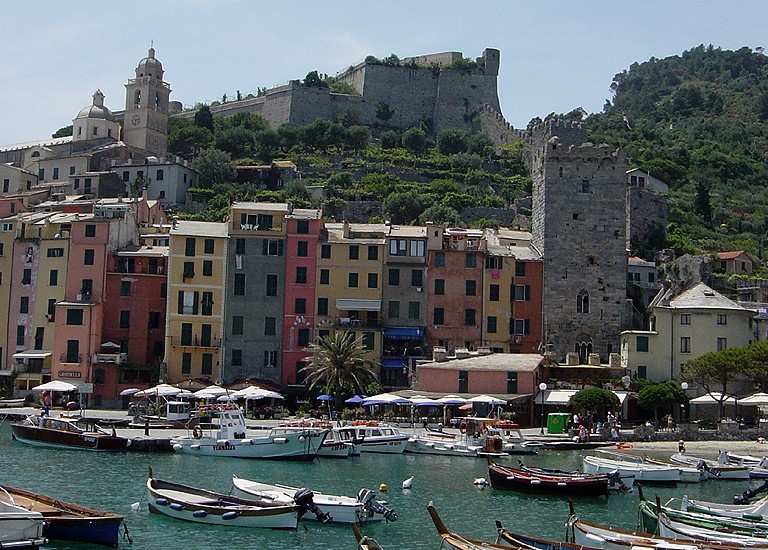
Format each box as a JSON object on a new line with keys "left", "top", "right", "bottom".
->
{"left": 123, "top": 47, "right": 171, "bottom": 157}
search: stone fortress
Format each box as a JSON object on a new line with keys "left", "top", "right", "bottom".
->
{"left": 175, "top": 48, "right": 502, "bottom": 134}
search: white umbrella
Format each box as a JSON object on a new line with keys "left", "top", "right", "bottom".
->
{"left": 217, "top": 395, "right": 238, "bottom": 402}
{"left": 32, "top": 381, "right": 78, "bottom": 392}
{"left": 739, "top": 393, "right": 768, "bottom": 405}
{"left": 135, "top": 384, "right": 182, "bottom": 397}
{"left": 362, "top": 393, "right": 412, "bottom": 406}
{"left": 173, "top": 389, "right": 196, "bottom": 398}
{"left": 119, "top": 388, "right": 141, "bottom": 397}
{"left": 410, "top": 395, "right": 442, "bottom": 407}
{"left": 690, "top": 392, "right": 737, "bottom": 404}
{"left": 438, "top": 395, "right": 468, "bottom": 405}
{"left": 244, "top": 390, "right": 284, "bottom": 400}
{"left": 467, "top": 394, "right": 506, "bottom": 405}
{"left": 230, "top": 385, "right": 262, "bottom": 398}
{"left": 194, "top": 385, "right": 228, "bottom": 398}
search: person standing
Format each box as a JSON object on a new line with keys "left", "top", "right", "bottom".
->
{"left": 42, "top": 391, "right": 52, "bottom": 416}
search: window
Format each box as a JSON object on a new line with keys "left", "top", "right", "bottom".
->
{"left": 52, "top": 167, "right": 59, "bottom": 180}
{"left": 183, "top": 261, "right": 195, "bottom": 278}
{"left": 348, "top": 273, "right": 358, "bottom": 288}
{"left": 182, "top": 353, "right": 192, "bottom": 374}
{"left": 487, "top": 316, "right": 497, "bottom": 333}
{"left": 156, "top": 169, "right": 164, "bottom": 181}
{"left": 201, "top": 353, "right": 212, "bottom": 375}
{"left": 296, "top": 220, "right": 309, "bottom": 234}
{"left": 298, "top": 329, "right": 310, "bottom": 347}
{"left": 349, "top": 245, "right": 359, "bottom": 260}
{"left": 507, "top": 372, "right": 518, "bottom": 393}
{"left": 22, "top": 269, "right": 31, "bottom": 285}
{"left": 680, "top": 336, "right": 691, "bottom": 353}
{"left": 262, "top": 239, "right": 284, "bottom": 256}
{"left": 265, "top": 274, "right": 278, "bottom": 296}
{"left": 38, "top": 168, "right": 44, "bottom": 180}
{"left": 47, "top": 299, "right": 56, "bottom": 317}
{"left": 181, "top": 323, "right": 193, "bottom": 345}
{"left": 410, "top": 240, "right": 425, "bottom": 257}
{"left": 296, "top": 266, "right": 308, "bottom": 284}
{"left": 648, "top": 272, "right": 656, "bottom": 283}
{"left": 20, "top": 296, "right": 29, "bottom": 314}
{"left": 49, "top": 269, "right": 58, "bottom": 286}
{"left": 202, "top": 324, "right": 212, "bottom": 349}
{"left": 81, "top": 278, "right": 93, "bottom": 295}
{"left": 435, "top": 279, "right": 445, "bottom": 295}
{"left": 66, "top": 309, "right": 84, "bottom": 325}
{"left": 408, "top": 301, "right": 420, "bottom": 320}
{"left": 464, "top": 309, "right": 476, "bottom": 326}
{"left": 680, "top": 314, "right": 691, "bottom": 325}
{"left": 390, "top": 239, "right": 407, "bottom": 256}
{"left": 34, "top": 327, "right": 44, "bottom": 350}
{"left": 636, "top": 336, "right": 649, "bottom": 352}
{"left": 232, "top": 316, "right": 244, "bottom": 335}
{"left": 160, "top": 283, "right": 167, "bottom": 299}
{"left": 16, "top": 325, "right": 24, "bottom": 346}
{"left": 148, "top": 311, "right": 161, "bottom": 329}
{"left": 235, "top": 238, "right": 246, "bottom": 255}
{"left": 2, "top": 179, "right": 8, "bottom": 193}
{"left": 362, "top": 332, "right": 375, "bottom": 351}
{"left": 367, "top": 273, "right": 378, "bottom": 288}
{"left": 434, "top": 252, "right": 445, "bottom": 267}
{"left": 239, "top": 213, "right": 273, "bottom": 230}
{"left": 717, "top": 314, "right": 727, "bottom": 325}
{"left": 231, "top": 349, "right": 242, "bottom": 367}
{"left": 47, "top": 247, "right": 64, "bottom": 257}
{"left": 177, "top": 291, "right": 199, "bottom": 315}
{"left": 513, "top": 319, "right": 530, "bottom": 335}
{"left": 514, "top": 285, "right": 531, "bottom": 301}
{"left": 66, "top": 340, "right": 79, "bottom": 363}
{"left": 458, "top": 370, "right": 468, "bottom": 393}
{"left": 297, "top": 241, "right": 308, "bottom": 257}
{"left": 411, "top": 269, "right": 423, "bottom": 287}
{"left": 84, "top": 249, "right": 94, "bottom": 265}
{"left": 515, "top": 261, "right": 526, "bottom": 277}
{"left": 204, "top": 239, "right": 214, "bottom": 254}
{"left": 317, "top": 297, "right": 328, "bottom": 316}
{"left": 576, "top": 291, "right": 589, "bottom": 313}
{"left": 119, "top": 310, "right": 130, "bottom": 329}
{"left": 466, "top": 253, "right": 476, "bottom": 268}
{"left": 388, "top": 300, "right": 400, "bottom": 319}
{"left": 203, "top": 260, "right": 212, "bottom": 276}
{"left": 264, "top": 317, "right": 276, "bottom": 336}
{"left": 295, "top": 298, "right": 306, "bottom": 314}
{"left": 264, "top": 350, "right": 277, "bottom": 368}
{"left": 85, "top": 224, "right": 96, "bottom": 238}
{"left": 489, "top": 284, "right": 499, "bottom": 301}
{"left": 466, "top": 280, "right": 476, "bottom": 296}
{"left": 234, "top": 273, "right": 246, "bottom": 296}
{"left": 185, "top": 237, "right": 196, "bottom": 257}
{"left": 319, "top": 269, "right": 330, "bottom": 285}
{"left": 388, "top": 269, "right": 400, "bottom": 286}
{"left": 368, "top": 246, "right": 378, "bottom": 260}
{"left": 717, "top": 337, "right": 727, "bottom": 351}
{"left": 201, "top": 292, "right": 213, "bottom": 316}
{"left": 433, "top": 308, "right": 444, "bottom": 325}
{"left": 320, "top": 244, "right": 331, "bottom": 259}
{"left": 118, "top": 280, "right": 131, "bottom": 297}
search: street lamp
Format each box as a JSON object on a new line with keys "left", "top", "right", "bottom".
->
{"left": 539, "top": 382, "right": 548, "bottom": 435}
{"left": 680, "top": 382, "right": 689, "bottom": 423}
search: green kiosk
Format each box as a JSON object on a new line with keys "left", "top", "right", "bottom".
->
{"left": 547, "top": 412, "right": 570, "bottom": 434}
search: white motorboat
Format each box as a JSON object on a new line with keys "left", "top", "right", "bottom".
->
{"left": 583, "top": 455, "right": 685, "bottom": 484}
{"left": 721, "top": 453, "right": 768, "bottom": 479}
{"left": 170, "top": 405, "right": 327, "bottom": 460}
{"left": 596, "top": 451, "right": 705, "bottom": 483}
{"left": 670, "top": 452, "right": 750, "bottom": 480}
{"left": 727, "top": 452, "right": 765, "bottom": 466}
{"left": 657, "top": 511, "right": 768, "bottom": 546}
{"left": 335, "top": 423, "right": 410, "bottom": 454}
{"left": 273, "top": 421, "right": 351, "bottom": 458}
{"left": 482, "top": 423, "right": 539, "bottom": 455}
{"left": 670, "top": 495, "right": 768, "bottom": 521}
{"left": 0, "top": 488, "right": 46, "bottom": 549}
{"left": 405, "top": 430, "right": 502, "bottom": 457}
{"left": 231, "top": 476, "right": 397, "bottom": 524}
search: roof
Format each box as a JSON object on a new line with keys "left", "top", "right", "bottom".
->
{"left": 659, "top": 282, "right": 756, "bottom": 313}
{"left": 172, "top": 220, "right": 228, "bottom": 238}
{"left": 628, "top": 256, "right": 655, "bottom": 267}
{"left": 393, "top": 389, "right": 530, "bottom": 402}
{"left": 232, "top": 202, "right": 290, "bottom": 212}
{"left": 388, "top": 225, "right": 427, "bottom": 238}
{"left": 116, "top": 244, "right": 168, "bottom": 258}
{"left": 289, "top": 208, "right": 322, "bottom": 220}
{"left": 717, "top": 250, "right": 752, "bottom": 261}
{"left": 417, "top": 353, "right": 544, "bottom": 373}
{"left": 0, "top": 136, "right": 72, "bottom": 152}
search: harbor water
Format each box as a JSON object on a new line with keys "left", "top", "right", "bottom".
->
{"left": 1, "top": 422, "right": 759, "bottom": 549}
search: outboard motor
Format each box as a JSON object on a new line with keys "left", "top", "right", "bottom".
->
{"left": 606, "top": 470, "right": 631, "bottom": 493}
{"left": 696, "top": 460, "right": 721, "bottom": 478}
{"left": 357, "top": 488, "right": 398, "bottom": 522}
{"left": 293, "top": 488, "right": 332, "bottom": 523}
{"left": 735, "top": 478, "right": 768, "bottom": 505}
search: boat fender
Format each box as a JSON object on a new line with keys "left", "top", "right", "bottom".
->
{"left": 217, "top": 439, "right": 229, "bottom": 445}
{"left": 506, "top": 475, "right": 515, "bottom": 480}
{"left": 169, "top": 503, "right": 184, "bottom": 511}
{"left": 744, "top": 513, "right": 764, "bottom": 521}
{"left": 241, "top": 439, "right": 252, "bottom": 445}
{"left": 191, "top": 444, "right": 201, "bottom": 450}
{"left": 155, "top": 498, "right": 170, "bottom": 506}
{"left": 557, "top": 482, "right": 566, "bottom": 486}
{"left": 273, "top": 437, "right": 288, "bottom": 444}
{"left": 126, "top": 439, "right": 132, "bottom": 447}
{"left": 459, "top": 422, "right": 468, "bottom": 434}
{"left": 530, "top": 479, "right": 541, "bottom": 485}
{"left": 193, "top": 510, "right": 208, "bottom": 518}
{"left": 192, "top": 425, "right": 203, "bottom": 439}
{"left": 222, "top": 511, "right": 239, "bottom": 520}
{"left": 172, "top": 443, "right": 183, "bottom": 451}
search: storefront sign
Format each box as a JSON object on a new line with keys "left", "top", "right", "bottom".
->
{"left": 59, "top": 371, "right": 82, "bottom": 378}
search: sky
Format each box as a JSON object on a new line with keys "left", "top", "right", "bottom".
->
{"left": 1, "top": 1, "right": 765, "bottom": 146}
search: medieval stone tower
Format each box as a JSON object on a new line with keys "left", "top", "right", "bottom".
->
{"left": 123, "top": 48, "right": 171, "bottom": 157}
{"left": 530, "top": 120, "right": 628, "bottom": 363}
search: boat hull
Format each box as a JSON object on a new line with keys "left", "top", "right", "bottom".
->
{"left": 583, "top": 456, "right": 681, "bottom": 484}
{"left": 317, "top": 442, "right": 351, "bottom": 458}
{"left": 0, "top": 501, "right": 46, "bottom": 550}
{"left": 488, "top": 462, "right": 609, "bottom": 495}
{"left": 11, "top": 424, "right": 128, "bottom": 452}
{"left": 171, "top": 431, "right": 323, "bottom": 460}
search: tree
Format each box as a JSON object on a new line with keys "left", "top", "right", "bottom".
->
{"left": 383, "top": 190, "right": 431, "bottom": 225}
{"left": 418, "top": 204, "right": 458, "bottom": 225}
{"left": 194, "top": 105, "right": 215, "bottom": 133}
{"left": 303, "top": 70, "right": 326, "bottom": 88}
{"left": 695, "top": 182, "right": 712, "bottom": 225}
{"left": 637, "top": 383, "right": 675, "bottom": 426}
{"left": 683, "top": 347, "right": 746, "bottom": 418}
{"left": 375, "top": 102, "right": 394, "bottom": 122}
{"left": 215, "top": 127, "right": 255, "bottom": 158}
{"left": 437, "top": 128, "right": 469, "bottom": 155}
{"left": 52, "top": 125, "right": 73, "bottom": 138}
{"left": 379, "top": 130, "right": 400, "bottom": 149}
{"left": 345, "top": 125, "right": 370, "bottom": 152}
{"left": 302, "top": 332, "right": 379, "bottom": 411}
{"left": 191, "top": 148, "right": 236, "bottom": 188}
{"left": 401, "top": 127, "right": 426, "bottom": 155}
{"left": 742, "top": 341, "right": 768, "bottom": 391}
{"left": 569, "top": 387, "right": 620, "bottom": 417}
{"left": 168, "top": 125, "right": 213, "bottom": 159}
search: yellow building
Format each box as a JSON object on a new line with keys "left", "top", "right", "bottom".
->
{"left": 315, "top": 222, "right": 385, "bottom": 362}
{"left": 165, "top": 220, "right": 228, "bottom": 383}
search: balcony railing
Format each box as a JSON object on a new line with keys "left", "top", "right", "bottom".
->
{"left": 172, "top": 336, "right": 221, "bottom": 348}
{"left": 93, "top": 352, "right": 127, "bottom": 365}
{"left": 59, "top": 353, "right": 82, "bottom": 364}
{"left": 111, "top": 266, "right": 165, "bottom": 275}
{"left": 335, "top": 318, "right": 382, "bottom": 329}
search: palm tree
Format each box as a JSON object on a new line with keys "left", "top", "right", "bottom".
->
{"left": 302, "top": 332, "right": 379, "bottom": 412}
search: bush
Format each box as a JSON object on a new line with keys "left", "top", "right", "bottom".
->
{"left": 380, "top": 130, "right": 401, "bottom": 149}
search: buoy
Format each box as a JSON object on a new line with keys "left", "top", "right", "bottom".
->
{"left": 473, "top": 478, "right": 488, "bottom": 487}
{"left": 130, "top": 502, "right": 140, "bottom": 512}
{"left": 379, "top": 483, "right": 388, "bottom": 492}
{"left": 402, "top": 476, "right": 413, "bottom": 490}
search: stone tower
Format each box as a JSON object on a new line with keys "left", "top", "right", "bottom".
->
{"left": 530, "top": 120, "right": 628, "bottom": 363}
{"left": 123, "top": 47, "right": 171, "bottom": 157}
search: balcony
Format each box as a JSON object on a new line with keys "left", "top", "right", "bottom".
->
{"left": 335, "top": 317, "right": 382, "bottom": 329}
{"left": 59, "top": 353, "right": 83, "bottom": 364}
{"left": 93, "top": 352, "right": 127, "bottom": 365}
{"left": 172, "top": 336, "right": 221, "bottom": 348}
{"left": 111, "top": 265, "right": 165, "bottom": 275}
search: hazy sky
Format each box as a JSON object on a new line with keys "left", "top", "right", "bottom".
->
{"left": 1, "top": 1, "right": 764, "bottom": 146}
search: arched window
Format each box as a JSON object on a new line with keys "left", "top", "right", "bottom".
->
{"left": 155, "top": 92, "right": 161, "bottom": 110}
{"left": 575, "top": 341, "right": 593, "bottom": 364}
{"left": 576, "top": 291, "right": 590, "bottom": 314}
{"left": 134, "top": 90, "right": 141, "bottom": 109}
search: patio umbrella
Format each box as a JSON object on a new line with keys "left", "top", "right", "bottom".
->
{"left": 100, "top": 342, "right": 121, "bottom": 349}
{"left": 217, "top": 395, "right": 238, "bottom": 402}
{"left": 410, "top": 396, "right": 442, "bottom": 407}
{"left": 119, "top": 388, "right": 141, "bottom": 397}
{"left": 244, "top": 390, "right": 284, "bottom": 400}
{"left": 32, "top": 381, "right": 78, "bottom": 392}
{"left": 739, "top": 393, "right": 768, "bottom": 405}
{"left": 467, "top": 394, "right": 506, "bottom": 405}
{"left": 230, "top": 385, "right": 262, "bottom": 398}
{"left": 194, "top": 385, "right": 228, "bottom": 397}
{"left": 317, "top": 395, "right": 334, "bottom": 402}
{"left": 361, "top": 393, "right": 412, "bottom": 406}
{"left": 345, "top": 394, "right": 367, "bottom": 404}
{"left": 134, "top": 384, "right": 182, "bottom": 397}
{"left": 437, "top": 395, "right": 468, "bottom": 405}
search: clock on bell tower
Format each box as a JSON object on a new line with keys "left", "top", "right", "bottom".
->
{"left": 123, "top": 47, "right": 171, "bottom": 157}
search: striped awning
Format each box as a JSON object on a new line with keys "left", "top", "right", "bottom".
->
{"left": 335, "top": 299, "right": 381, "bottom": 311}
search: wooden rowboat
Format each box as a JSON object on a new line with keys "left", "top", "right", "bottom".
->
{"left": 352, "top": 523, "right": 385, "bottom": 549}
{"left": 488, "top": 460, "right": 612, "bottom": 496}
{"left": 427, "top": 503, "right": 511, "bottom": 549}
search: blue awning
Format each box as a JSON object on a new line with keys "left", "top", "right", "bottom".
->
{"left": 383, "top": 358, "right": 407, "bottom": 369}
{"left": 383, "top": 327, "right": 424, "bottom": 340}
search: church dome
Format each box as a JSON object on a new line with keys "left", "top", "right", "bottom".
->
{"left": 76, "top": 90, "right": 115, "bottom": 121}
{"left": 136, "top": 47, "right": 163, "bottom": 78}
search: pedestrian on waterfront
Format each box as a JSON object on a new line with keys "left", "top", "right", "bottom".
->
{"left": 667, "top": 414, "right": 674, "bottom": 431}
{"left": 610, "top": 426, "right": 619, "bottom": 441}
{"left": 678, "top": 439, "right": 686, "bottom": 453}
{"left": 42, "top": 391, "right": 51, "bottom": 416}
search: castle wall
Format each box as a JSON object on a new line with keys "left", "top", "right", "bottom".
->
{"left": 626, "top": 186, "right": 668, "bottom": 252}
{"left": 433, "top": 70, "right": 500, "bottom": 132}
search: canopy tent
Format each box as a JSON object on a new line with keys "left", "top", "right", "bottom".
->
{"left": 32, "top": 380, "right": 77, "bottom": 392}
{"left": 738, "top": 392, "right": 768, "bottom": 405}
{"left": 345, "top": 394, "right": 367, "bottom": 404}
{"left": 467, "top": 394, "right": 506, "bottom": 405}
{"left": 119, "top": 388, "right": 142, "bottom": 397}
{"left": 690, "top": 392, "right": 737, "bottom": 404}
{"left": 535, "top": 389, "right": 632, "bottom": 405}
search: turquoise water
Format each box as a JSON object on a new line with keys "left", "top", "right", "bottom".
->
{"left": 1, "top": 423, "right": 759, "bottom": 549}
